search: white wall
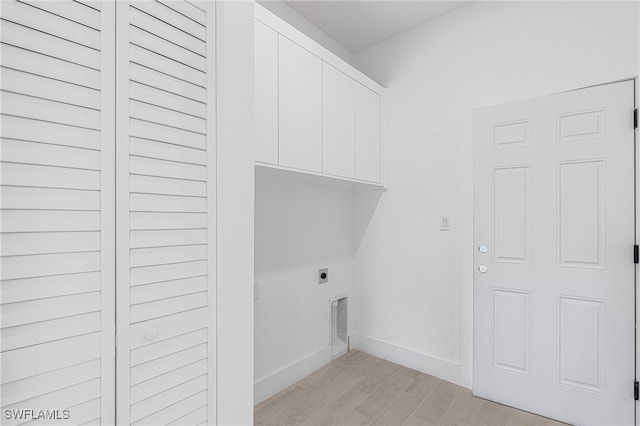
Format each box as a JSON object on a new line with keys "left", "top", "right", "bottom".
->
{"left": 352, "top": 0, "right": 639, "bottom": 389}
{"left": 254, "top": 176, "right": 354, "bottom": 402}
{"left": 257, "top": 0, "right": 356, "bottom": 66}
{"left": 216, "top": 1, "right": 255, "bottom": 424}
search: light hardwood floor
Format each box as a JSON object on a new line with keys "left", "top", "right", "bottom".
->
{"left": 254, "top": 350, "right": 568, "bottom": 426}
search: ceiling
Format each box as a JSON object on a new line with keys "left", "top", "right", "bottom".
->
{"left": 284, "top": 1, "right": 469, "bottom": 53}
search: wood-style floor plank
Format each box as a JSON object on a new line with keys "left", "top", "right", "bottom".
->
{"left": 440, "top": 389, "right": 484, "bottom": 425}
{"left": 354, "top": 372, "right": 413, "bottom": 419}
{"left": 411, "top": 380, "right": 462, "bottom": 424}
{"left": 476, "top": 400, "right": 511, "bottom": 426}
{"left": 336, "top": 409, "right": 371, "bottom": 426}
{"left": 396, "top": 365, "right": 421, "bottom": 379}
{"left": 353, "top": 357, "right": 400, "bottom": 394}
{"left": 254, "top": 385, "right": 315, "bottom": 425}
{"left": 404, "top": 373, "right": 441, "bottom": 400}
{"left": 301, "top": 388, "right": 368, "bottom": 426}
{"left": 370, "top": 392, "right": 423, "bottom": 425}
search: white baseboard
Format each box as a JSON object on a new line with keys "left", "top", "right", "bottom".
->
{"left": 254, "top": 346, "right": 332, "bottom": 404}
{"left": 352, "top": 333, "right": 464, "bottom": 387}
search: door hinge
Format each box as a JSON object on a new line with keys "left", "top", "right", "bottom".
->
{"left": 634, "top": 380, "right": 638, "bottom": 400}
{"left": 634, "top": 108, "right": 638, "bottom": 129}
{"left": 634, "top": 245, "right": 638, "bottom": 264}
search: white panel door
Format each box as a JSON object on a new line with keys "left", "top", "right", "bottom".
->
{"left": 355, "top": 83, "right": 381, "bottom": 183}
{"left": 323, "top": 63, "right": 355, "bottom": 178}
{"left": 278, "top": 35, "right": 322, "bottom": 172}
{"left": 474, "top": 81, "right": 635, "bottom": 425}
{"left": 255, "top": 20, "right": 278, "bottom": 165}
{"left": 116, "top": 2, "right": 216, "bottom": 424}
{"left": 0, "top": 1, "right": 115, "bottom": 424}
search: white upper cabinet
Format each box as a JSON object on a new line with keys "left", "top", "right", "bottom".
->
{"left": 255, "top": 20, "right": 278, "bottom": 165}
{"left": 254, "top": 3, "right": 386, "bottom": 188}
{"left": 323, "top": 63, "right": 355, "bottom": 178}
{"left": 355, "top": 83, "right": 382, "bottom": 183}
{"left": 278, "top": 36, "right": 322, "bottom": 172}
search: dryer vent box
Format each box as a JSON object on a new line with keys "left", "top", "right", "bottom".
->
{"left": 331, "top": 296, "right": 348, "bottom": 359}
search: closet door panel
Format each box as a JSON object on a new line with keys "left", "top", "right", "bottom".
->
{"left": 0, "top": 1, "right": 115, "bottom": 425}
{"left": 278, "top": 35, "right": 322, "bottom": 172}
{"left": 116, "top": 2, "right": 216, "bottom": 424}
{"left": 323, "top": 63, "right": 355, "bottom": 178}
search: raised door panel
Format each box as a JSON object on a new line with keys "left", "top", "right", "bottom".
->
{"left": 278, "top": 35, "right": 322, "bottom": 172}
{"left": 0, "top": 1, "right": 115, "bottom": 424}
{"left": 116, "top": 2, "right": 216, "bottom": 424}
{"left": 255, "top": 20, "right": 278, "bottom": 165}
{"left": 322, "top": 63, "right": 355, "bottom": 178}
{"left": 355, "top": 83, "right": 381, "bottom": 183}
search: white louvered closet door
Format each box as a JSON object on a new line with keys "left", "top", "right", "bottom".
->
{"left": 0, "top": 1, "right": 115, "bottom": 425}
{"left": 115, "top": 2, "right": 216, "bottom": 425}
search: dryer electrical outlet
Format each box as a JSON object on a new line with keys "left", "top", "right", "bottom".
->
{"left": 318, "top": 268, "right": 329, "bottom": 284}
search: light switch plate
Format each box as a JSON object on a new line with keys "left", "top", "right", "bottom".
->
{"left": 440, "top": 216, "right": 450, "bottom": 231}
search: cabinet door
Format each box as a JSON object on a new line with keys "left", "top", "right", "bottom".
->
{"left": 0, "top": 1, "right": 115, "bottom": 424}
{"left": 355, "top": 83, "right": 382, "bottom": 183}
{"left": 116, "top": 2, "right": 216, "bottom": 424}
{"left": 278, "top": 36, "right": 322, "bottom": 172}
{"left": 323, "top": 63, "right": 355, "bottom": 178}
{"left": 255, "top": 20, "right": 278, "bottom": 164}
